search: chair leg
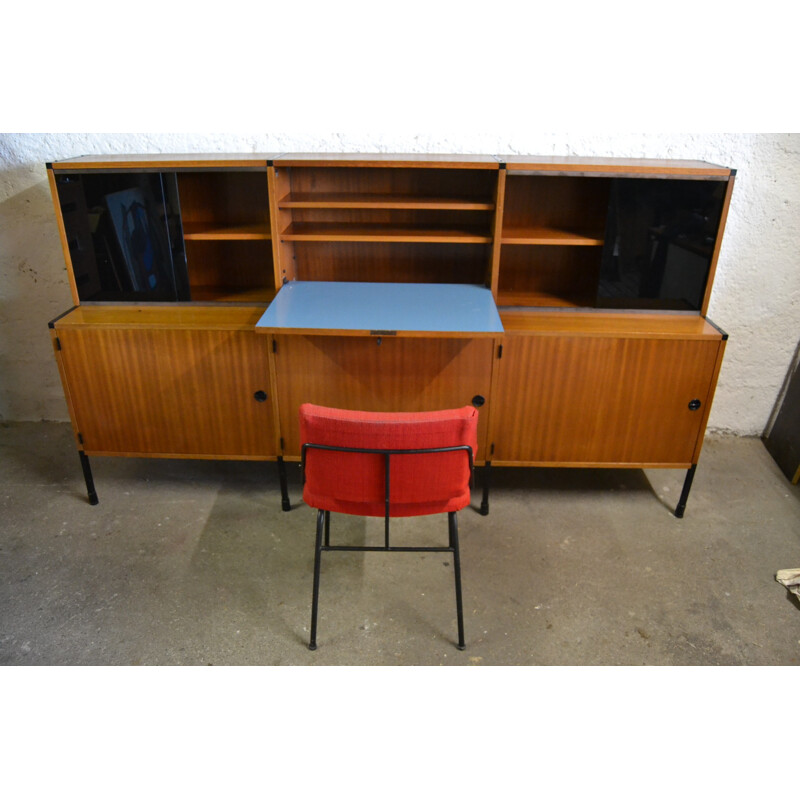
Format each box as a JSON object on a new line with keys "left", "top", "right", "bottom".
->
{"left": 449, "top": 511, "right": 466, "bottom": 650}
{"left": 309, "top": 509, "right": 325, "bottom": 650}
{"left": 324, "top": 510, "right": 331, "bottom": 547}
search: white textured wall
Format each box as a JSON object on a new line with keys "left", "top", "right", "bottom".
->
{"left": 1, "top": 132, "right": 798, "bottom": 435}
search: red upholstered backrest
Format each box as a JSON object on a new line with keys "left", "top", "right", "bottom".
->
{"left": 299, "top": 404, "right": 479, "bottom": 517}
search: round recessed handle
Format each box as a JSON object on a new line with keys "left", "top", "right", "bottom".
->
{"left": 253, "top": 390, "right": 268, "bottom": 403}
{"left": 688, "top": 399, "right": 702, "bottom": 411}
{"left": 472, "top": 395, "right": 486, "bottom": 408}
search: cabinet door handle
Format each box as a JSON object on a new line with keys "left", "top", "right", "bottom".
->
{"left": 688, "top": 399, "right": 702, "bottom": 411}
{"left": 472, "top": 395, "right": 486, "bottom": 408}
{"left": 253, "top": 391, "right": 268, "bottom": 402}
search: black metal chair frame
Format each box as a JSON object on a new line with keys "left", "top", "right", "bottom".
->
{"left": 301, "top": 442, "right": 474, "bottom": 652}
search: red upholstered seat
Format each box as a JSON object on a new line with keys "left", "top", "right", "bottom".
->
{"left": 299, "top": 404, "right": 478, "bottom": 517}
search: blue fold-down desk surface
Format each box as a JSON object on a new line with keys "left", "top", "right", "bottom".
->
{"left": 255, "top": 281, "right": 504, "bottom": 337}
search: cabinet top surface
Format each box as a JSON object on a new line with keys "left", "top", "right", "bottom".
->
{"left": 272, "top": 153, "right": 501, "bottom": 168}
{"left": 51, "top": 305, "right": 267, "bottom": 330}
{"left": 256, "top": 281, "right": 504, "bottom": 337}
{"left": 50, "top": 153, "right": 284, "bottom": 170}
{"left": 499, "top": 309, "right": 725, "bottom": 339}
{"left": 500, "top": 155, "right": 731, "bottom": 176}
{"left": 49, "top": 153, "right": 732, "bottom": 175}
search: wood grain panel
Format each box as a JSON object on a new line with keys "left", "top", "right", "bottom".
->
{"left": 274, "top": 335, "right": 494, "bottom": 459}
{"left": 700, "top": 176, "right": 735, "bottom": 316}
{"left": 46, "top": 169, "right": 80, "bottom": 306}
{"left": 52, "top": 154, "right": 279, "bottom": 170}
{"left": 497, "top": 245, "right": 602, "bottom": 307}
{"left": 54, "top": 305, "right": 267, "bottom": 331}
{"left": 274, "top": 154, "right": 500, "bottom": 169}
{"left": 177, "top": 172, "right": 270, "bottom": 228}
{"left": 502, "top": 175, "right": 611, "bottom": 235}
{"left": 57, "top": 327, "right": 276, "bottom": 458}
{"left": 183, "top": 239, "right": 274, "bottom": 299}
{"left": 292, "top": 241, "right": 488, "bottom": 284}
{"left": 499, "top": 310, "right": 723, "bottom": 339}
{"left": 285, "top": 166, "right": 497, "bottom": 201}
{"left": 490, "top": 335, "right": 722, "bottom": 465}
{"left": 500, "top": 156, "right": 731, "bottom": 177}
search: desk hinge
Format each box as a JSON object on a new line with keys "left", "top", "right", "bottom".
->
{"left": 497, "top": 344, "right": 503, "bottom": 359}
{"left": 77, "top": 432, "right": 84, "bottom": 445}
{"left": 490, "top": 442, "right": 495, "bottom": 455}
{"left": 55, "top": 336, "right": 62, "bottom": 351}
{"left": 272, "top": 339, "right": 278, "bottom": 354}
{"left": 280, "top": 437, "right": 285, "bottom": 450}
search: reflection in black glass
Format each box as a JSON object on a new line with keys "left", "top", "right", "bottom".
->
{"left": 599, "top": 179, "right": 726, "bottom": 310}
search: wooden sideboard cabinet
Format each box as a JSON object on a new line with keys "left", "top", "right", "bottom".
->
{"left": 46, "top": 152, "right": 734, "bottom": 516}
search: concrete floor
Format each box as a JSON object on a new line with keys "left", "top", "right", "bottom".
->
{"left": 1, "top": 421, "right": 799, "bottom": 666}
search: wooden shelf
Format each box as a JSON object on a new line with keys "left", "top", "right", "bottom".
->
{"left": 183, "top": 222, "right": 271, "bottom": 241}
{"left": 280, "top": 222, "right": 492, "bottom": 244}
{"left": 500, "top": 226, "right": 604, "bottom": 246}
{"left": 277, "top": 192, "right": 494, "bottom": 210}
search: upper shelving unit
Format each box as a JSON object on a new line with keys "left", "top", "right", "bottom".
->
{"left": 270, "top": 156, "right": 501, "bottom": 285}
{"left": 47, "top": 153, "right": 734, "bottom": 315}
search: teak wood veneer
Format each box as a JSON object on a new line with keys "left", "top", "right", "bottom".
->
{"left": 46, "top": 152, "right": 735, "bottom": 517}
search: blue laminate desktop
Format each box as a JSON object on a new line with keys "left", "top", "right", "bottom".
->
{"left": 256, "top": 282, "right": 504, "bottom": 336}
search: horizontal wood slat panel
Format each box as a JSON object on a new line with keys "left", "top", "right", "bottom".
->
{"left": 58, "top": 327, "right": 276, "bottom": 458}
{"left": 490, "top": 335, "right": 722, "bottom": 465}
{"left": 274, "top": 335, "right": 494, "bottom": 460}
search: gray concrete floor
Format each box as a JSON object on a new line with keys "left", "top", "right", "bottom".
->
{"left": 1, "top": 421, "right": 799, "bottom": 666}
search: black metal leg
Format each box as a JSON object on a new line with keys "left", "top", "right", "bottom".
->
{"left": 324, "top": 510, "right": 330, "bottom": 547}
{"left": 449, "top": 511, "right": 466, "bottom": 650}
{"left": 78, "top": 451, "right": 99, "bottom": 506}
{"left": 309, "top": 509, "right": 325, "bottom": 651}
{"left": 480, "top": 461, "right": 491, "bottom": 516}
{"left": 277, "top": 457, "right": 291, "bottom": 511}
{"left": 675, "top": 464, "right": 697, "bottom": 518}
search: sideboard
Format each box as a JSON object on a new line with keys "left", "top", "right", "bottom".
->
{"left": 47, "top": 153, "right": 734, "bottom": 516}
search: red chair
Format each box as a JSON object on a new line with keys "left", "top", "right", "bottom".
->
{"left": 299, "top": 403, "right": 479, "bottom": 651}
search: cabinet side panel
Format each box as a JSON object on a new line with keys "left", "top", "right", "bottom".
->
{"left": 57, "top": 327, "right": 276, "bottom": 458}
{"left": 49, "top": 328, "right": 83, "bottom": 448}
{"left": 491, "top": 335, "right": 721, "bottom": 465}
{"left": 701, "top": 177, "right": 735, "bottom": 315}
{"left": 47, "top": 169, "right": 80, "bottom": 306}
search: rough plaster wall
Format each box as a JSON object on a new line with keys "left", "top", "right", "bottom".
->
{"left": 1, "top": 132, "right": 798, "bottom": 435}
